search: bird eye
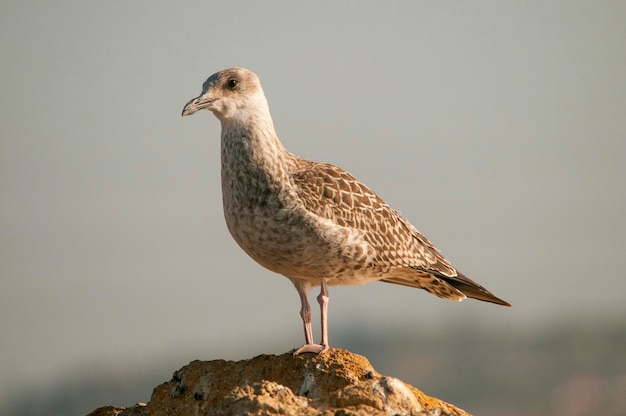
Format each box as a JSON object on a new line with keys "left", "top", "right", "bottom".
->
{"left": 227, "top": 79, "right": 238, "bottom": 89}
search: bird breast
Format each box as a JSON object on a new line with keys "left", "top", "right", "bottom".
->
{"left": 220, "top": 146, "right": 380, "bottom": 284}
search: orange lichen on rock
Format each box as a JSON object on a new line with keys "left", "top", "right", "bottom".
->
{"left": 87, "top": 349, "right": 470, "bottom": 416}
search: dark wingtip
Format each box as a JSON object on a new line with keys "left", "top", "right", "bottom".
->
{"left": 453, "top": 282, "right": 511, "bottom": 306}
{"left": 440, "top": 273, "right": 512, "bottom": 307}
{"left": 482, "top": 296, "right": 512, "bottom": 307}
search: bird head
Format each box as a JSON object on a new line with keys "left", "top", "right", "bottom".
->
{"left": 181, "top": 67, "right": 266, "bottom": 122}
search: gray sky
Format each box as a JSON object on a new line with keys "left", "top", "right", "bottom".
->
{"left": 1, "top": 0, "right": 625, "bottom": 402}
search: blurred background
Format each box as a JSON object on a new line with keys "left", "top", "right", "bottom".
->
{"left": 1, "top": 1, "right": 625, "bottom": 415}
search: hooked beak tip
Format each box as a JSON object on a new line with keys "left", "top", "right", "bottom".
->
{"left": 181, "top": 97, "right": 200, "bottom": 117}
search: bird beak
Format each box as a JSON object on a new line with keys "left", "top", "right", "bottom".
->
{"left": 181, "top": 93, "right": 216, "bottom": 117}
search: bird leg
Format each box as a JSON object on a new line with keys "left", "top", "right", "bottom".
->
{"left": 317, "top": 280, "right": 330, "bottom": 349}
{"left": 298, "top": 287, "right": 314, "bottom": 345}
{"left": 294, "top": 280, "right": 330, "bottom": 355}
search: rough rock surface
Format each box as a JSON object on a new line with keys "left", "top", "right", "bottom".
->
{"left": 87, "top": 349, "right": 470, "bottom": 416}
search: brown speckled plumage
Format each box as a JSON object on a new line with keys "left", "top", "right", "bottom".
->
{"left": 182, "top": 68, "right": 510, "bottom": 354}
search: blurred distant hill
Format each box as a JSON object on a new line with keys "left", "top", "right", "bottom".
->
{"left": 3, "top": 318, "right": 625, "bottom": 416}
{"left": 345, "top": 318, "right": 626, "bottom": 416}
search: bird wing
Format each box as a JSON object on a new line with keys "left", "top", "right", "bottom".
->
{"left": 291, "top": 162, "right": 511, "bottom": 306}
{"left": 291, "top": 163, "right": 456, "bottom": 275}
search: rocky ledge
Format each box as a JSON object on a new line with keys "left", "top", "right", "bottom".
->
{"left": 88, "top": 349, "right": 470, "bottom": 416}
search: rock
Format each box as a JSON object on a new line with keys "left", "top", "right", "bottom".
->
{"left": 87, "top": 349, "right": 470, "bottom": 416}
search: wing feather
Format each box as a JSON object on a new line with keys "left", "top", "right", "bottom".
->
{"left": 291, "top": 163, "right": 455, "bottom": 274}
{"left": 291, "top": 162, "right": 511, "bottom": 307}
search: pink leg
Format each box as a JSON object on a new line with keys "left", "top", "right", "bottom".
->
{"left": 298, "top": 287, "right": 314, "bottom": 345}
{"left": 318, "top": 280, "right": 330, "bottom": 349}
{"left": 294, "top": 280, "right": 330, "bottom": 355}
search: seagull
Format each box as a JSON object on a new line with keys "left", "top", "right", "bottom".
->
{"left": 182, "top": 68, "right": 510, "bottom": 355}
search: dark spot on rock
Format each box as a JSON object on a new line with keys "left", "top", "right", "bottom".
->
{"left": 193, "top": 392, "right": 204, "bottom": 401}
{"left": 364, "top": 371, "right": 374, "bottom": 380}
{"left": 172, "top": 384, "right": 186, "bottom": 398}
{"left": 378, "top": 377, "right": 393, "bottom": 394}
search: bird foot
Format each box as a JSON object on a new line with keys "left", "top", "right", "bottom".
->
{"left": 293, "top": 343, "right": 329, "bottom": 355}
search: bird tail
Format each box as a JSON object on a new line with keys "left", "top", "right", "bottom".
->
{"left": 440, "top": 272, "right": 511, "bottom": 307}
{"left": 382, "top": 268, "right": 511, "bottom": 307}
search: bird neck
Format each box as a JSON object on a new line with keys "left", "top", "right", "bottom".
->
{"left": 220, "top": 108, "right": 295, "bottom": 190}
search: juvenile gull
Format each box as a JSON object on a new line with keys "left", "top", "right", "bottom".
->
{"left": 182, "top": 68, "right": 511, "bottom": 355}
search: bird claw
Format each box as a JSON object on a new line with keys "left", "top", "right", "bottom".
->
{"left": 293, "top": 343, "right": 329, "bottom": 355}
